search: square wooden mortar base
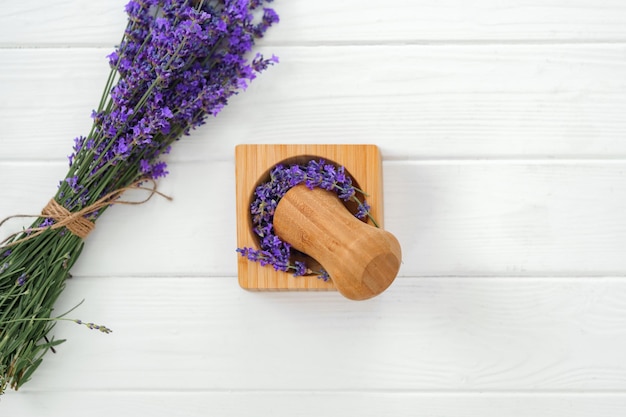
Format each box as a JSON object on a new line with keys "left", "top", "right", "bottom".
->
{"left": 235, "top": 144, "right": 384, "bottom": 291}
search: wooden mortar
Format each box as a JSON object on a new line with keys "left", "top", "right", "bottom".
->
{"left": 273, "top": 185, "right": 402, "bottom": 300}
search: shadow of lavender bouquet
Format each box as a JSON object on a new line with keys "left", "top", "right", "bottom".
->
{"left": 0, "top": 0, "right": 278, "bottom": 393}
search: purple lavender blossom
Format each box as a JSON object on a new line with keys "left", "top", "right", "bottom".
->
{"left": 293, "top": 261, "right": 307, "bottom": 277}
{"left": 17, "top": 274, "right": 27, "bottom": 287}
{"left": 65, "top": 176, "right": 80, "bottom": 192}
{"left": 319, "top": 270, "right": 330, "bottom": 282}
{"left": 62, "top": 0, "right": 279, "bottom": 205}
{"left": 40, "top": 218, "right": 54, "bottom": 228}
{"left": 355, "top": 201, "right": 371, "bottom": 220}
{"left": 238, "top": 159, "right": 375, "bottom": 280}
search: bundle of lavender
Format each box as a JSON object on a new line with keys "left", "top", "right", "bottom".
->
{"left": 0, "top": 0, "right": 278, "bottom": 393}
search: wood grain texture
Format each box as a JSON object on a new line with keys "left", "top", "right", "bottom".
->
{"left": 3, "top": 0, "right": 626, "bottom": 46}
{"left": 274, "top": 186, "right": 400, "bottom": 299}
{"left": 0, "top": 45, "right": 625, "bottom": 162}
{"left": 4, "top": 392, "right": 626, "bottom": 417}
{"left": 235, "top": 144, "right": 384, "bottom": 291}
{"left": 0, "top": 277, "right": 625, "bottom": 392}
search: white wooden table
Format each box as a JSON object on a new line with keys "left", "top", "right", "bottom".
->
{"left": 2, "top": 1, "right": 626, "bottom": 415}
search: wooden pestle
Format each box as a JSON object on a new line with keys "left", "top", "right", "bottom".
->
{"left": 273, "top": 185, "right": 402, "bottom": 300}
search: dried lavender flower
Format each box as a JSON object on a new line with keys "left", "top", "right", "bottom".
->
{"left": 75, "top": 320, "right": 113, "bottom": 334}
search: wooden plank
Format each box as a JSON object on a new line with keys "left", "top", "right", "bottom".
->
{"left": 3, "top": 160, "right": 626, "bottom": 277}
{"left": 3, "top": 0, "right": 626, "bottom": 46}
{"left": 6, "top": 277, "right": 626, "bottom": 391}
{"left": 4, "top": 391, "right": 626, "bottom": 417}
{"left": 0, "top": 45, "right": 625, "bottom": 161}
{"left": 384, "top": 160, "right": 626, "bottom": 277}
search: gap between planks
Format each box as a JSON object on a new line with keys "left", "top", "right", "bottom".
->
{"left": 11, "top": 158, "right": 626, "bottom": 166}
{"left": 58, "top": 275, "right": 626, "bottom": 280}
{"left": 10, "top": 388, "right": 626, "bottom": 395}
{"left": 1, "top": 39, "right": 626, "bottom": 49}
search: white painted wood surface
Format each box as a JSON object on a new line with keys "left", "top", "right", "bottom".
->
{"left": 1, "top": 1, "right": 626, "bottom": 415}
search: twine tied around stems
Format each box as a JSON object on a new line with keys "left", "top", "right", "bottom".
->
{"left": 0, "top": 178, "right": 171, "bottom": 248}
{"left": 41, "top": 199, "right": 94, "bottom": 239}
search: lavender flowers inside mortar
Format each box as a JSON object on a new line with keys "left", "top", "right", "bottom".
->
{"left": 237, "top": 159, "right": 376, "bottom": 279}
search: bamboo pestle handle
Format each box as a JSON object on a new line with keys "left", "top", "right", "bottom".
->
{"left": 273, "top": 185, "right": 402, "bottom": 300}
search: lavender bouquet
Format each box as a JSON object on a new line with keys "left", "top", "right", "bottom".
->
{"left": 0, "top": 0, "right": 278, "bottom": 393}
